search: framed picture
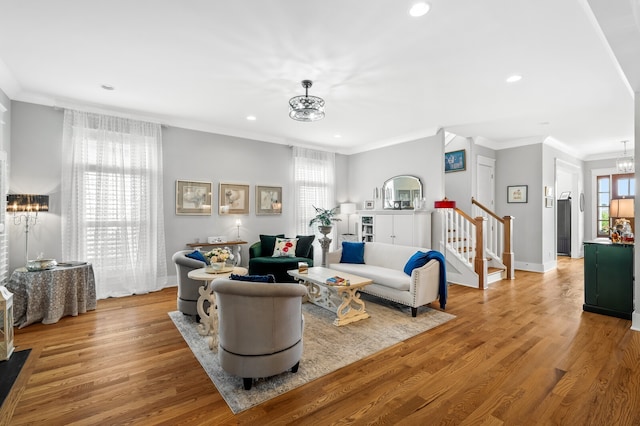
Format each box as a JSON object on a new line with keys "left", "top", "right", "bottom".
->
{"left": 256, "top": 185, "right": 282, "bottom": 215}
{"left": 219, "top": 183, "right": 250, "bottom": 215}
{"left": 545, "top": 197, "right": 554, "bottom": 208}
{"left": 507, "top": 185, "right": 528, "bottom": 203}
{"left": 545, "top": 186, "right": 553, "bottom": 197}
{"left": 176, "top": 180, "right": 212, "bottom": 215}
{"left": 364, "top": 200, "right": 374, "bottom": 210}
{"left": 445, "top": 149, "right": 466, "bottom": 173}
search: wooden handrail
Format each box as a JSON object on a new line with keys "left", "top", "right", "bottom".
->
{"left": 472, "top": 197, "right": 503, "bottom": 223}
{"left": 454, "top": 207, "right": 476, "bottom": 223}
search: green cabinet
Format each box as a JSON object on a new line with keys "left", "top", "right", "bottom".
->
{"left": 583, "top": 241, "right": 634, "bottom": 319}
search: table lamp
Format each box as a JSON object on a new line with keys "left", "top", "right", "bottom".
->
{"left": 610, "top": 198, "right": 634, "bottom": 241}
{"left": 6, "top": 194, "right": 49, "bottom": 265}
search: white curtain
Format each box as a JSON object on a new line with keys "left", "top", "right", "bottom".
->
{"left": 293, "top": 146, "right": 336, "bottom": 239}
{"left": 61, "top": 110, "right": 167, "bottom": 299}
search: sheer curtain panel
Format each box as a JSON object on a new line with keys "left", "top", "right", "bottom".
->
{"left": 293, "top": 147, "right": 336, "bottom": 239}
{"left": 62, "top": 110, "right": 167, "bottom": 299}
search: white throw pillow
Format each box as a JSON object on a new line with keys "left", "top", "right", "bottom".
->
{"left": 272, "top": 237, "right": 298, "bottom": 257}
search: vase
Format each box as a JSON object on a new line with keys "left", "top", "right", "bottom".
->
{"left": 205, "top": 262, "right": 225, "bottom": 273}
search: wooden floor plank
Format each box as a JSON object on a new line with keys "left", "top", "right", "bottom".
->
{"left": 4, "top": 257, "right": 640, "bottom": 425}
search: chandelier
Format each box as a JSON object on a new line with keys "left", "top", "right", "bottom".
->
{"left": 289, "top": 80, "right": 325, "bottom": 122}
{"left": 616, "top": 140, "right": 634, "bottom": 173}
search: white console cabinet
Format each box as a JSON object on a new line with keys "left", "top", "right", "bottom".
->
{"left": 358, "top": 210, "right": 431, "bottom": 247}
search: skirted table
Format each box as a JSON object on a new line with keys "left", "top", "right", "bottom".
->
{"left": 6, "top": 263, "right": 97, "bottom": 328}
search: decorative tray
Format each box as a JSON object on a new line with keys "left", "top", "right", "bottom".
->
{"left": 26, "top": 259, "right": 58, "bottom": 271}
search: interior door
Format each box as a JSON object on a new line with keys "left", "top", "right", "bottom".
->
{"left": 476, "top": 156, "right": 495, "bottom": 211}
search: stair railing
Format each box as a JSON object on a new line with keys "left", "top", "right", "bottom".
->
{"left": 441, "top": 207, "right": 488, "bottom": 289}
{"left": 471, "top": 198, "right": 514, "bottom": 280}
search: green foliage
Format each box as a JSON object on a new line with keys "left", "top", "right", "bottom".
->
{"left": 309, "top": 205, "right": 342, "bottom": 227}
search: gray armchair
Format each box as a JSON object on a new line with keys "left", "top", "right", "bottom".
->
{"left": 211, "top": 278, "right": 307, "bottom": 390}
{"left": 173, "top": 250, "right": 206, "bottom": 316}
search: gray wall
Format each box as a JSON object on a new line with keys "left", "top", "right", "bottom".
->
{"left": 8, "top": 102, "right": 63, "bottom": 270}
{"left": 445, "top": 136, "right": 472, "bottom": 213}
{"left": 346, "top": 130, "right": 445, "bottom": 213}
{"left": 6, "top": 101, "right": 447, "bottom": 286}
{"left": 496, "top": 144, "right": 543, "bottom": 269}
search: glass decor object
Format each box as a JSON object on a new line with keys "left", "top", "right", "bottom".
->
{"left": 0, "top": 285, "right": 14, "bottom": 360}
{"left": 289, "top": 80, "right": 325, "bottom": 122}
{"left": 616, "top": 140, "right": 634, "bottom": 173}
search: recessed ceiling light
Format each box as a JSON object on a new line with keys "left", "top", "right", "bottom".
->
{"left": 246, "top": 115, "right": 256, "bottom": 121}
{"left": 101, "top": 84, "right": 115, "bottom": 91}
{"left": 506, "top": 75, "right": 522, "bottom": 83}
{"left": 409, "top": 2, "right": 430, "bottom": 17}
{"left": 334, "top": 134, "right": 342, "bottom": 138}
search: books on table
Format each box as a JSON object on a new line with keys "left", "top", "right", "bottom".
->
{"left": 326, "top": 276, "right": 350, "bottom": 286}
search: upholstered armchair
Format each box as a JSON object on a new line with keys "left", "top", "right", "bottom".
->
{"left": 212, "top": 278, "right": 307, "bottom": 390}
{"left": 172, "top": 250, "right": 207, "bottom": 316}
{"left": 248, "top": 234, "right": 314, "bottom": 282}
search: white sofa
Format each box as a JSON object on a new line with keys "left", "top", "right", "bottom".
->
{"left": 327, "top": 242, "right": 446, "bottom": 317}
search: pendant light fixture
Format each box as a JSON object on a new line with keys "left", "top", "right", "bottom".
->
{"left": 289, "top": 80, "right": 325, "bottom": 122}
{"left": 616, "top": 140, "right": 634, "bottom": 173}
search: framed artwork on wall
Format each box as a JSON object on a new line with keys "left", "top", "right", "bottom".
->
{"left": 364, "top": 200, "right": 374, "bottom": 209}
{"left": 219, "top": 183, "right": 250, "bottom": 215}
{"left": 256, "top": 185, "right": 282, "bottom": 215}
{"left": 507, "top": 185, "right": 528, "bottom": 203}
{"left": 176, "top": 180, "right": 212, "bottom": 215}
{"left": 445, "top": 149, "right": 466, "bottom": 173}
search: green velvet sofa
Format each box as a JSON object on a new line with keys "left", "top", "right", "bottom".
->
{"left": 248, "top": 234, "right": 315, "bottom": 282}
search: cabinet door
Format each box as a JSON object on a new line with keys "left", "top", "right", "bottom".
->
{"left": 392, "top": 215, "right": 414, "bottom": 246}
{"left": 375, "top": 215, "right": 394, "bottom": 244}
{"left": 596, "top": 245, "right": 633, "bottom": 313}
{"left": 583, "top": 244, "right": 598, "bottom": 306}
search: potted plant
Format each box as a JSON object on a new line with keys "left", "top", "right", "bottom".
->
{"left": 309, "top": 205, "right": 341, "bottom": 235}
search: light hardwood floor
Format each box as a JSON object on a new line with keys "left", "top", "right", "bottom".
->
{"left": 2, "top": 257, "right": 639, "bottom": 425}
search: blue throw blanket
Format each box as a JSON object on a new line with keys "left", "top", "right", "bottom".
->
{"left": 425, "top": 250, "right": 447, "bottom": 309}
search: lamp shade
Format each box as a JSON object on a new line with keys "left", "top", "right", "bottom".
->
{"left": 6, "top": 194, "right": 49, "bottom": 212}
{"left": 340, "top": 203, "right": 356, "bottom": 215}
{"left": 434, "top": 198, "right": 456, "bottom": 209}
{"left": 610, "top": 198, "right": 634, "bottom": 218}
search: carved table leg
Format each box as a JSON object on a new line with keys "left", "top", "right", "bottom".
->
{"left": 333, "top": 286, "right": 370, "bottom": 326}
{"left": 196, "top": 280, "right": 218, "bottom": 351}
{"left": 300, "top": 279, "right": 369, "bottom": 326}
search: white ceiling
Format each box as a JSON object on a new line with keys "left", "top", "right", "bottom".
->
{"left": 0, "top": 0, "right": 636, "bottom": 159}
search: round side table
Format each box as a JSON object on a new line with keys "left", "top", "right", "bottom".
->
{"left": 187, "top": 266, "right": 248, "bottom": 350}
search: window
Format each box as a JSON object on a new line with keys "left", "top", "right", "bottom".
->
{"left": 62, "top": 110, "right": 167, "bottom": 299}
{"left": 596, "top": 175, "right": 610, "bottom": 237}
{"left": 293, "top": 147, "right": 335, "bottom": 236}
{"left": 613, "top": 173, "right": 635, "bottom": 199}
{"left": 596, "top": 173, "right": 636, "bottom": 237}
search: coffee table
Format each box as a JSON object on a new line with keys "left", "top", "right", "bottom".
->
{"left": 288, "top": 266, "right": 373, "bottom": 326}
{"left": 188, "top": 266, "right": 248, "bottom": 350}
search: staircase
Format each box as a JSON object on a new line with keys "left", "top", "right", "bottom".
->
{"left": 435, "top": 198, "right": 514, "bottom": 289}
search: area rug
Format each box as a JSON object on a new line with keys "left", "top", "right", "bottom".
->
{"left": 0, "top": 349, "right": 31, "bottom": 408}
{"left": 168, "top": 295, "right": 455, "bottom": 414}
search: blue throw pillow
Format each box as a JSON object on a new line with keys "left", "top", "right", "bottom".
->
{"left": 185, "top": 250, "right": 208, "bottom": 264}
{"left": 340, "top": 242, "right": 365, "bottom": 264}
{"left": 229, "top": 273, "right": 276, "bottom": 283}
{"left": 403, "top": 251, "right": 430, "bottom": 275}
